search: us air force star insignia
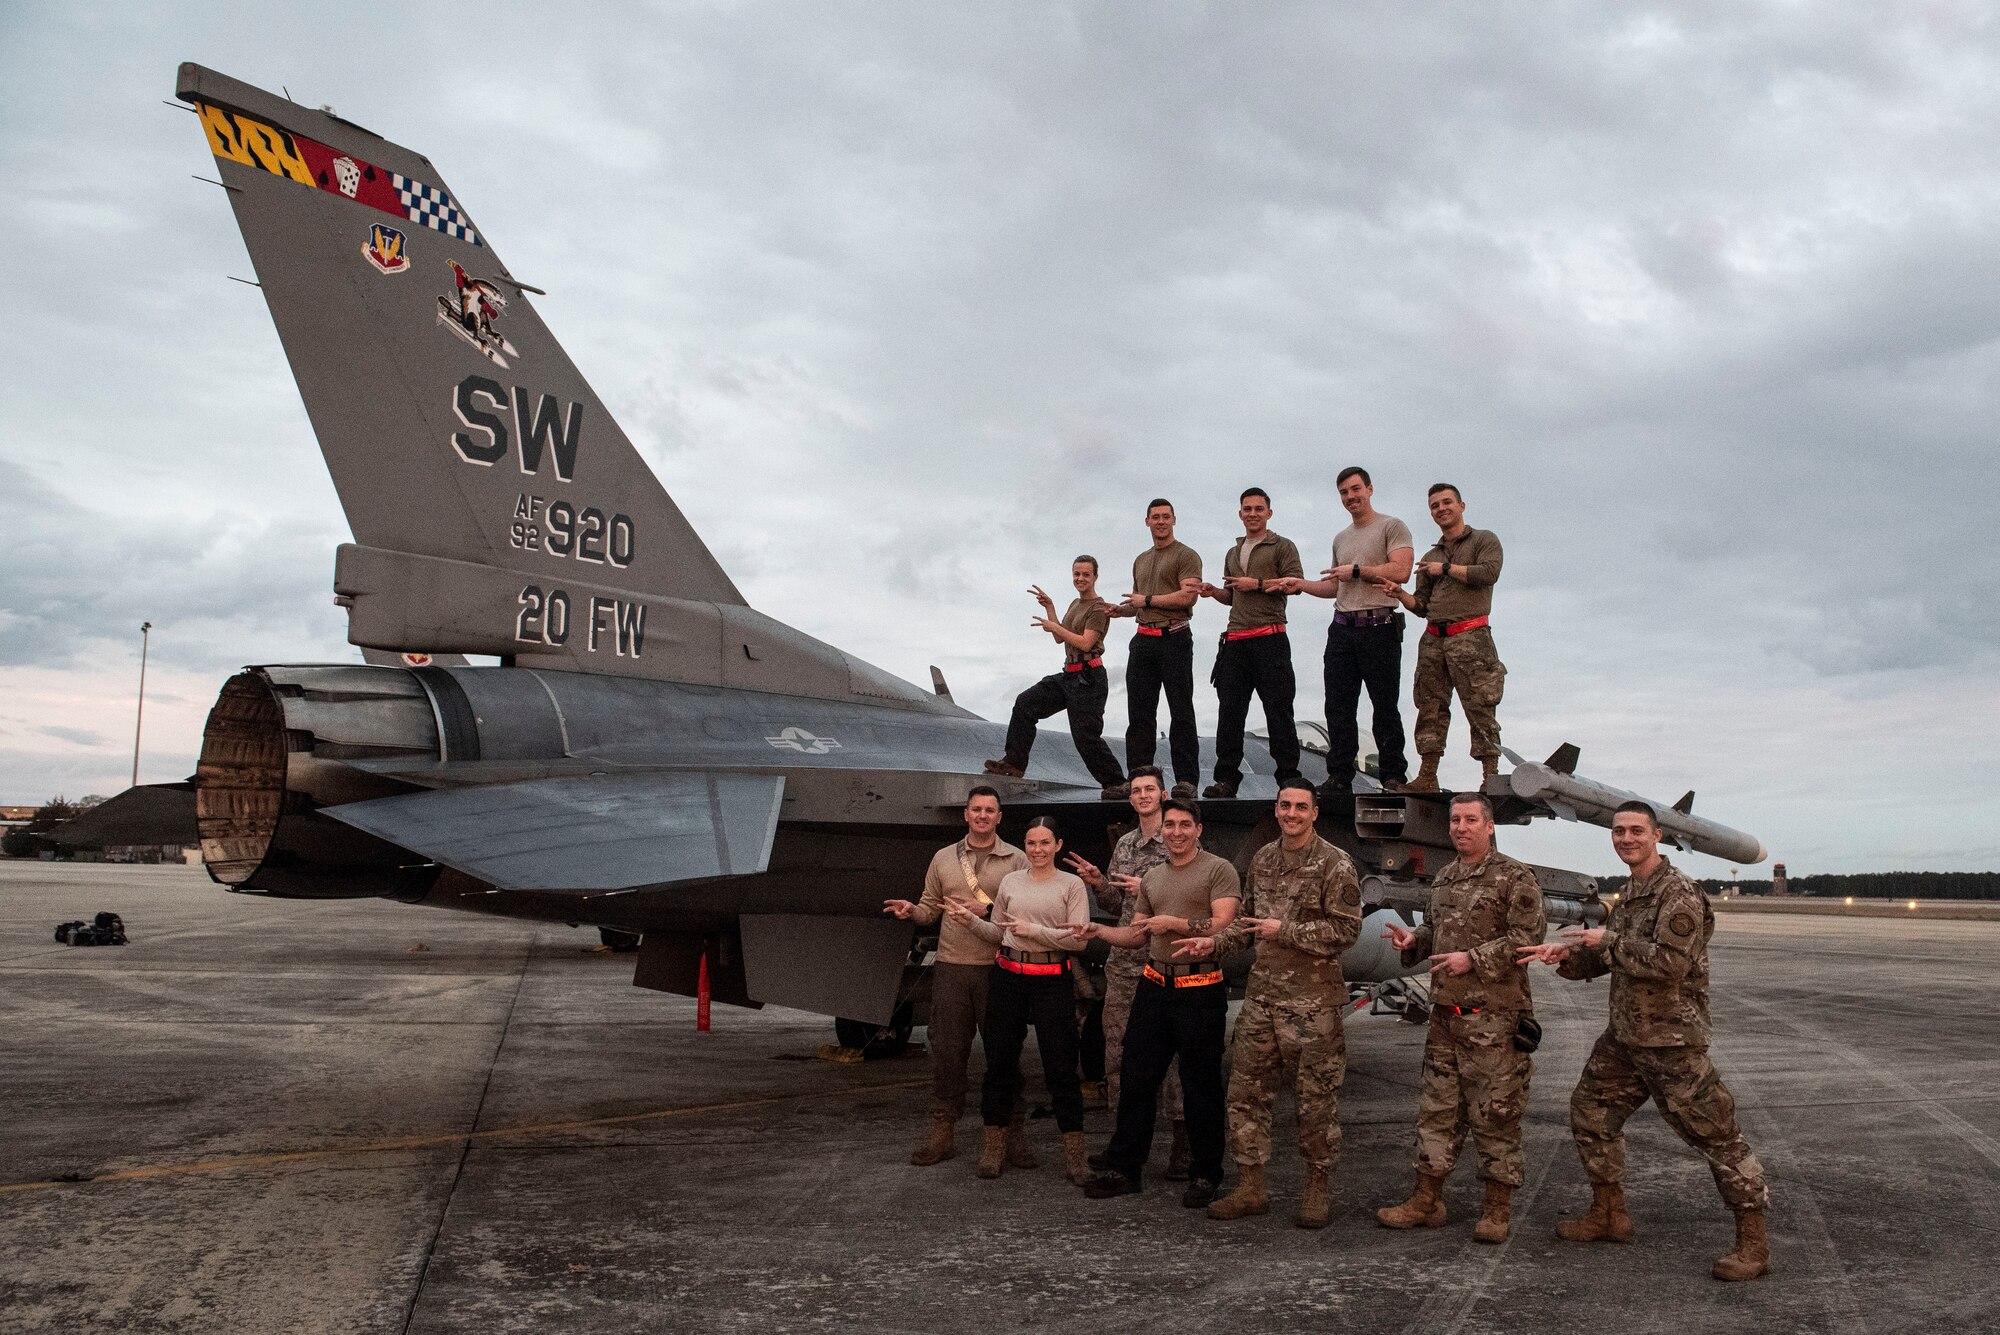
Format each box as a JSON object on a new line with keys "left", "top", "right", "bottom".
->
{"left": 765, "top": 727, "right": 841, "bottom": 755}
{"left": 1668, "top": 911, "right": 1697, "bottom": 937}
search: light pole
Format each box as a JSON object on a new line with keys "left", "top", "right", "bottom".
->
{"left": 132, "top": 622, "right": 152, "bottom": 788}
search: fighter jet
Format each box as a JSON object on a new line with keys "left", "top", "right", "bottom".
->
{"left": 159, "top": 64, "right": 1763, "bottom": 1046}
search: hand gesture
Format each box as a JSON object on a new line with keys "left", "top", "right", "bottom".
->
{"left": 1224, "top": 574, "right": 1261, "bottom": 593}
{"left": 1238, "top": 915, "right": 1282, "bottom": 941}
{"left": 1264, "top": 576, "right": 1303, "bottom": 595}
{"left": 1068, "top": 921, "right": 1103, "bottom": 940}
{"left": 1383, "top": 922, "right": 1417, "bottom": 951}
{"left": 1429, "top": 950, "right": 1474, "bottom": 977}
{"left": 883, "top": 898, "right": 918, "bottom": 920}
{"left": 1106, "top": 598, "right": 1137, "bottom": 619}
{"left": 1560, "top": 926, "right": 1607, "bottom": 950}
{"left": 1063, "top": 853, "right": 1104, "bottom": 888}
{"left": 941, "top": 897, "right": 982, "bottom": 926}
{"left": 1517, "top": 942, "right": 1571, "bottom": 966}
{"left": 1031, "top": 615, "right": 1060, "bottom": 635}
{"left": 1198, "top": 581, "right": 1226, "bottom": 600}
{"left": 1029, "top": 584, "right": 1057, "bottom": 615}
{"left": 1173, "top": 936, "right": 1216, "bottom": 960}
{"left": 1422, "top": 560, "right": 1447, "bottom": 579}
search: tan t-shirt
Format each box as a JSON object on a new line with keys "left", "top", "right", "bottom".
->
{"left": 970, "top": 869, "right": 1091, "bottom": 953}
{"left": 1332, "top": 513, "right": 1415, "bottom": 612}
{"left": 1219, "top": 532, "right": 1304, "bottom": 632}
{"left": 1134, "top": 850, "right": 1242, "bottom": 963}
{"left": 1130, "top": 541, "right": 1202, "bottom": 630}
{"left": 1061, "top": 597, "right": 1110, "bottom": 665}
{"left": 917, "top": 838, "right": 1030, "bottom": 965}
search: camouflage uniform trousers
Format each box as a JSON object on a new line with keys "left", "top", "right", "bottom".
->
{"left": 1413, "top": 1008, "right": 1532, "bottom": 1186}
{"left": 1102, "top": 959, "right": 1181, "bottom": 1117}
{"left": 1225, "top": 994, "right": 1346, "bottom": 1171}
{"left": 1412, "top": 625, "right": 1505, "bottom": 760}
{"left": 1570, "top": 1030, "right": 1769, "bottom": 1212}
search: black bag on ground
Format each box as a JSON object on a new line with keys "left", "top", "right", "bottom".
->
{"left": 53, "top": 912, "right": 127, "bottom": 947}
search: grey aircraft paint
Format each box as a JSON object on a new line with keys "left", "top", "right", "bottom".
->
{"left": 169, "top": 63, "right": 1759, "bottom": 1028}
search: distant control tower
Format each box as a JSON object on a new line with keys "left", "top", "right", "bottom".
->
{"left": 1772, "top": 862, "right": 1789, "bottom": 897}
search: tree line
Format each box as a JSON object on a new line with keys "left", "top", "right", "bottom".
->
{"left": 1697, "top": 872, "right": 2000, "bottom": 900}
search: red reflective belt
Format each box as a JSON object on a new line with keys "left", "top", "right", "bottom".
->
{"left": 997, "top": 952, "right": 1068, "bottom": 976}
{"left": 1435, "top": 1003, "right": 1483, "bottom": 1016}
{"left": 1064, "top": 658, "right": 1104, "bottom": 673}
{"left": 1134, "top": 625, "right": 1165, "bottom": 637}
{"left": 1143, "top": 965, "right": 1224, "bottom": 989}
{"left": 1224, "top": 624, "right": 1287, "bottom": 642}
{"left": 1426, "top": 615, "right": 1489, "bottom": 638}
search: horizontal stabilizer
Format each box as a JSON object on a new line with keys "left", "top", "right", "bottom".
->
{"left": 45, "top": 783, "right": 199, "bottom": 848}
{"left": 323, "top": 771, "right": 784, "bottom": 891}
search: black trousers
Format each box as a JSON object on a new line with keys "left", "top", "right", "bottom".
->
{"left": 1004, "top": 667, "right": 1126, "bottom": 787}
{"left": 1212, "top": 632, "right": 1301, "bottom": 786}
{"left": 1079, "top": 992, "right": 1105, "bottom": 1083}
{"left": 1103, "top": 976, "right": 1227, "bottom": 1183}
{"left": 1125, "top": 629, "right": 1199, "bottom": 786}
{"left": 982, "top": 965, "right": 1086, "bottom": 1133}
{"left": 1324, "top": 618, "right": 1408, "bottom": 787}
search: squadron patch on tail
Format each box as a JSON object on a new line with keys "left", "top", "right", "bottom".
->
{"left": 362, "top": 223, "right": 410, "bottom": 275}
{"left": 437, "top": 259, "right": 518, "bottom": 366}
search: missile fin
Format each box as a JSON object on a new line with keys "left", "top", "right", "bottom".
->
{"left": 1673, "top": 790, "right": 1695, "bottom": 814}
{"left": 1546, "top": 743, "right": 1581, "bottom": 775}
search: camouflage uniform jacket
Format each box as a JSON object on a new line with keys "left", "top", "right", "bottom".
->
{"left": 1401, "top": 850, "right": 1545, "bottom": 1012}
{"left": 1098, "top": 824, "right": 1173, "bottom": 981}
{"left": 1558, "top": 856, "right": 1713, "bottom": 1048}
{"left": 1213, "top": 835, "right": 1363, "bottom": 1002}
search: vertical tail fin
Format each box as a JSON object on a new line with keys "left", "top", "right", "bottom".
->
{"left": 176, "top": 64, "right": 741, "bottom": 611}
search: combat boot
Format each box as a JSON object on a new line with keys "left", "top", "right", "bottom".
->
{"left": 983, "top": 759, "right": 1025, "bottom": 778}
{"left": 1473, "top": 1180, "right": 1513, "bottom": 1244}
{"left": 1005, "top": 1110, "right": 1038, "bottom": 1169}
{"left": 1206, "top": 1163, "right": 1269, "bottom": 1221}
{"left": 1062, "top": 1132, "right": 1091, "bottom": 1186}
{"left": 908, "top": 1111, "right": 957, "bottom": 1167}
{"left": 1165, "top": 1121, "right": 1191, "bottom": 1181}
{"left": 1375, "top": 1172, "right": 1448, "bottom": 1229}
{"left": 1555, "top": 1182, "right": 1635, "bottom": 1243}
{"left": 1480, "top": 755, "right": 1500, "bottom": 783}
{"left": 1712, "top": 1210, "right": 1770, "bottom": 1282}
{"left": 975, "top": 1126, "right": 1007, "bottom": 1179}
{"left": 1398, "top": 756, "right": 1441, "bottom": 794}
{"left": 1294, "top": 1166, "right": 1331, "bottom": 1230}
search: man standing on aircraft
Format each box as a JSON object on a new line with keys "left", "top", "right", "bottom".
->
{"left": 1072, "top": 799, "right": 1240, "bottom": 1206}
{"left": 1063, "top": 766, "right": 1189, "bottom": 1180}
{"left": 1175, "top": 780, "right": 1362, "bottom": 1229}
{"left": 884, "top": 787, "right": 1029, "bottom": 1167}
{"left": 986, "top": 558, "right": 1127, "bottom": 797}
{"left": 1375, "top": 483, "right": 1505, "bottom": 793}
{"left": 1270, "top": 468, "right": 1414, "bottom": 794}
{"left": 1197, "top": 489, "right": 1305, "bottom": 799}
{"left": 1377, "top": 792, "right": 1546, "bottom": 1243}
{"left": 1106, "top": 499, "right": 1203, "bottom": 799}
{"left": 1518, "top": 801, "right": 1771, "bottom": 1282}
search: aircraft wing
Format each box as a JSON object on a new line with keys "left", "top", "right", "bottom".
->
{"left": 322, "top": 771, "right": 785, "bottom": 892}
{"left": 43, "top": 783, "right": 200, "bottom": 849}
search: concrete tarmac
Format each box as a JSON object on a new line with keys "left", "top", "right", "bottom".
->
{"left": 1, "top": 863, "right": 1989, "bottom": 1334}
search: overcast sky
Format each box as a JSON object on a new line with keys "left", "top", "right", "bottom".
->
{"left": 2, "top": 2, "right": 1994, "bottom": 875}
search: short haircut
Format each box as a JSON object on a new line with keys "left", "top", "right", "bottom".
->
{"left": 1613, "top": 800, "right": 1660, "bottom": 829}
{"left": 1128, "top": 765, "right": 1165, "bottom": 787}
{"left": 1336, "top": 466, "right": 1371, "bottom": 488}
{"left": 1276, "top": 778, "right": 1319, "bottom": 803}
{"left": 1448, "top": 791, "right": 1494, "bottom": 820}
{"left": 1240, "top": 487, "right": 1271, "bottom": 505}
{"left": 1146, "top": 498, "right": 1174, "bottom": 515}
{"left": 1428, "top": 482, "right": 1462, "bottom": 502}
{"left": 965, "top": 785, "right": 1001, "bottom": 805}
{"left": 1073, "top": 554, "right": 1098, "bottom": 574}
{"left": 1024, "top": 816, "right": 1060, "bottom": 835}
{"left": 1159, "top": 797, "right": 1202, "bottom": 823}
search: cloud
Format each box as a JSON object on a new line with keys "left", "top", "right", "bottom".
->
{"left": 0, "top": 3, "right": 1993, "bottom": 869}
